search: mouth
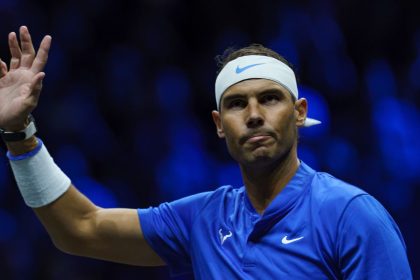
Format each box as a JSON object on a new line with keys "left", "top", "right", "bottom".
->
{"left": 245, "top": 135, "right": 272, "bottom": 144}
{"left": 240, "top": 131, "right": 275, "bottom": 145}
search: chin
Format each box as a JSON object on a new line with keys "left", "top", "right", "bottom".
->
{"left": 243, "top": 144, "right": 294, "bottom": 167}
{"left": 243, "top": 148, "right": 276, "bottom": 165}
{"left": 252, "top": 144, "right": 276, "bottom": 156}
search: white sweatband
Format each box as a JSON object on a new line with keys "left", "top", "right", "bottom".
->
{"left": 7, "top": 139, "right": 71, "bottom": 208}
{"left": 215, "top": 55, "right": 321, "bottom": 127}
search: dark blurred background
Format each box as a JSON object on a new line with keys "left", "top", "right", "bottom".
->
{"left": 0, "top": 0, "right": 419, "bottom": 279}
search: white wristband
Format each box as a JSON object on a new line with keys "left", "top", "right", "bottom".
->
{"left": 7, "top": 139, "right": 71, "bottom": 208}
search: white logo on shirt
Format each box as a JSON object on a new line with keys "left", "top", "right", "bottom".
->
{"left": 219, "top": 228, "right": 233, "bottom": 245}
{"left": 281, "top": 235, "right": 304, "bottom": 244}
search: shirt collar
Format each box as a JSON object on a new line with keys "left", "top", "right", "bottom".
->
{"left": 243, "top": 161, "right": 316, "bottom": 239}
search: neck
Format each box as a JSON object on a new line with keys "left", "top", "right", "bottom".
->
{"left": 240, "top": 148, "right": 299, "bottom": 215}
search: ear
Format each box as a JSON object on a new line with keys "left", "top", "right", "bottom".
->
{"left": 294, "top": 98, "right": 308, "bottom": 127}
{"left": 211, "top": 110, "right": 225, "bottom": 138}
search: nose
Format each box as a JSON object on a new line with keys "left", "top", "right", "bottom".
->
{"left": 246, "top": 100, "right": 264, "bottom": 128}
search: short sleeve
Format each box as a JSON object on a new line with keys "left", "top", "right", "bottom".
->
{"left": 138, "top": 191, "right": 212, "bottom": 276}
{"left": 337, "top": 194, "right": 412, "bottom": 279}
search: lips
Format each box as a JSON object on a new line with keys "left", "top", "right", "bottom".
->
{"left": 246, "top": 134, "right": 271, "bottom": 144}
{"left": 240, "top": 131, "right": 275, "bottom": 145}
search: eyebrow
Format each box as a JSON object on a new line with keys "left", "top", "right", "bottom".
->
{"left": 258, "top": 88, "right": 288, "bottom": 97}
{"left": 221, "top": 87, "right": 289, "bottom": 107}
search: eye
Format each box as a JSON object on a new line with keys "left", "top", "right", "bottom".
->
{"left": 261, "top": 94, "right": 280, "bottom": 104}
{"left": 228, "top": 99, "right": 246, "bottom": 109}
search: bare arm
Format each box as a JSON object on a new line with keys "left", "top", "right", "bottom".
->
{"left": 34, "top": 184, "right": 164, "bottom": 266}
{"left": 1, "top": 26, "right": 164, "bottom": 267}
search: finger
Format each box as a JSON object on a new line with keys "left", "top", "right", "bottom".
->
{"left": 29, "top": 72, "right": 45, "bottom": 97}
{"left": 19, "top": 26, "right": 36, "bottom": 68}
{"left": 0, "top": 58, "right": 7, "bottom": 78}
{"left": 31, "top": 35, "right": 52, "bottom": 73}
{"left": 8, "top": 32, "right": 22, "bottom": 70}
{"left": 23, "top": 72, "right": 45, "bottom": 110}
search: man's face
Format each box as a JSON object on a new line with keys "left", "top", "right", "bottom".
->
{"left": 212, "top": 79, "right": 307, "bottom": 167}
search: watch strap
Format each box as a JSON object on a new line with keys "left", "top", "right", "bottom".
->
{"left": 0, "top": 115, "right": 37, "bottom": 142}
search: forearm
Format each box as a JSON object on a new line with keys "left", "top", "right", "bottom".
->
{"left": 6, "top": 137, "right": 98, "bottom": 249}
{"left": 6, "top": 139, "right": 162, "bottom": 265}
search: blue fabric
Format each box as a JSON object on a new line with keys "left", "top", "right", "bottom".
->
{"left": 138, "top": 162, "right": 412, "bottom": 279}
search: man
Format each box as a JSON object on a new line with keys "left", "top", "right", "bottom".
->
{"left": 0, "top": 26, "right": 412, "bottom": 279}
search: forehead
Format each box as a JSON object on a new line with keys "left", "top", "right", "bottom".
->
{"left": 222, "top": 78, "right": 292, "bottom": 99}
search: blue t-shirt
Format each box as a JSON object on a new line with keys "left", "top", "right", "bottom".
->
{"left": 138, "top": 162, "right": 412, "bottom": 279}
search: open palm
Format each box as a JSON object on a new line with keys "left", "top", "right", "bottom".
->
{"left": 0, "top": 26, "right": 51, "bottom": 131}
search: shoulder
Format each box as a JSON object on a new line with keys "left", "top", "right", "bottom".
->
{"left": 149, "top": 185, "right": 243, "bottom": 220}
{"left": 305, "top": 169, "right": 405, "bottom": 241}
{"left": 187, "top": 185, "right": 245, "bottom": 218}
{"left": 310, "top": 171, "right": 368, "bottom": 210}
{"left": 171, "top": 184, "right": 241, "bottom": 206}
{"left": 304, "top": 170, "right": 377, "bottom": 233}
{"left": 307, "top": 170, "right": 401, "bottom": 238}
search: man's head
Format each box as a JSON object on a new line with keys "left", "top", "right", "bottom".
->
{"left": 212, "top": 44, "right": 314, "bottom": 167}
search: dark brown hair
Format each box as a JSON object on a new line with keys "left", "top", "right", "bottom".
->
{"left": 215, "top": 43, "right": 295, "bottom": 75}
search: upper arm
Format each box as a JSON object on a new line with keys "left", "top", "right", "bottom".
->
{"left": 337, "top": 195, "right": 412, "bottom": 279}
{"left": 34, "top": 185, "right": 165, "bottom": 267}
{"left": 82, "top": 207, "right": 165, "bottom": 266}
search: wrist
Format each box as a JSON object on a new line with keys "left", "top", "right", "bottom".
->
{"left": 4, "top": 119, "right": 31, "bottom": 132}
{"left": 1, "top": 114, "right": 37, "bottom": 145}
{"left": 6, "top": 136, "right": 39, "bottom": 156}
{"left": 8, "top": 139, "right": 71, "bottom": 208}
{"left": 2, "top": 114, "right": 31, "bottom": 132}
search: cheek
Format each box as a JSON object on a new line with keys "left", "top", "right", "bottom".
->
{"left": 223, "top": 127, "right": 239, "bottom": 148}
{"left": 221, "top": 116, "right": 242, "bottom": 137}
{"left": 221, "top": 119, "right": 243, "bottom": 151}
{"left": 271, "top": 110, "right": 296, "bottom": 138}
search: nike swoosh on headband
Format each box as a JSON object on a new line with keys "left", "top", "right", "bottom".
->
{"left": 235, "top": 63, "right": 265, "bottom": 74}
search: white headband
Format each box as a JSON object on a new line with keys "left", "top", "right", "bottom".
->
{"left": 215, "top": 55, "right": 321, "bottom": 127}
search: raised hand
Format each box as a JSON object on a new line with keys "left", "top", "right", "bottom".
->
{"left": 0, "top": 26, "right": 51, "bottom": 131}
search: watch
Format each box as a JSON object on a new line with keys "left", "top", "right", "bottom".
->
{"left": 0, "top": 114, "right": 37, "bottom": 142}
